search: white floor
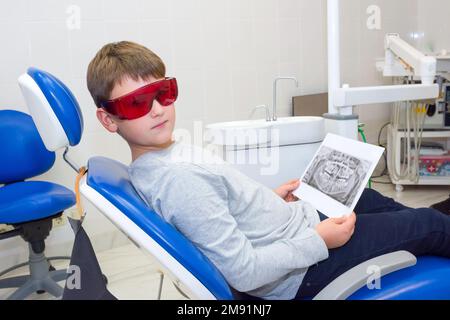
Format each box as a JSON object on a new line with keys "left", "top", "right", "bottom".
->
{"left": 0, "top": 182, "right": 448, "bottom": 300}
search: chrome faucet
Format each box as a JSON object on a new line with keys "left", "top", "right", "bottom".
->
{"left": 272, "top": 76, "right": 298, "bottom": 121}
{"left": 248, "top": 105, "right": 271, "bottom": 122}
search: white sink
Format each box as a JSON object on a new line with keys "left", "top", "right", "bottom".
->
{"left": 271, "top": 116, "right": 325, "bottom": 145}
{"left": 205, "top": 119, "right": 272, "bottom": 147}
{"left": 205, "top": 116, "right": 325, "bottom": 147}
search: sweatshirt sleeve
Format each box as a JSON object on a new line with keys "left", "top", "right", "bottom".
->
{"left": 138, "top": 165, "right": 328, "bottom": 293}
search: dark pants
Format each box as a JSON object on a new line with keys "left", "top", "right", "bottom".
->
{"left": 295, "top": 188, "right": 450, "bottom": 299}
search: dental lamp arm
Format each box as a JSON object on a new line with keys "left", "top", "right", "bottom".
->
{"left": 313, "top": 250, "right": 417, "bottom": 300}
{"left": 385, "top": 34, "right": 436, "bottom": 85}
{"left": 334, "top": 83, "right": 439, "bottom": 108}
{"left": 334, "top": 34, "right": 439, "bottom": 109}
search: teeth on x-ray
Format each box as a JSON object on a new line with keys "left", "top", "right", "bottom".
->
{"left": 302, "top": 146, "right": 370, "bottom": 207}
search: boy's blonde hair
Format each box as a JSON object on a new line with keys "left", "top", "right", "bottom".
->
{"left": 87, "top": 41, "right": 166, "bottom": 107}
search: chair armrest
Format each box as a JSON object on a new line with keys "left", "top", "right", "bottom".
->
{"left": 313, "top": 250, "right": 417, "bottom": 300}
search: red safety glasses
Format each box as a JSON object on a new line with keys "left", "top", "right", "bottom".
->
{"left": 99, "top": 77, "right": 178, "bottom": 120}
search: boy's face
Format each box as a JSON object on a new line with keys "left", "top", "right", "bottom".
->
{"left": 96, "top": 76, "right": 176, "bottom": 151}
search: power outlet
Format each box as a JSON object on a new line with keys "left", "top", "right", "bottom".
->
{"left": 65, "top": 207, "right": 82, "bottom": 220}
{"left": 52, "top": 215, "right": 67, "bottom": 228}
{"left": 0, "top": 224, "right": 14, "bottom": 234}
{"left": 0, "top": 217, "right": 67, "bottom": 233}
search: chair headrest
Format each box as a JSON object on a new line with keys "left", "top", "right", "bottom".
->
{"left": 0, "top": 110, "right": 55, "bottom": 183}
{"left": 18, "top": 67, "right": 83, "bottom": 151}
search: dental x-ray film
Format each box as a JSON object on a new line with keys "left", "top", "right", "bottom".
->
{"left": 293, "top": 133, "right": 384, "bottom": 218}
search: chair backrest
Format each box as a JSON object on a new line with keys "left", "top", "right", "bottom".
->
{"left": 0, "top": 110, "right": 55, "bottom": 184}
{"left": 18, "top": 67, "right": 83, "bottom": 151}
{"left": 85, "top": 156, "right": 234, "bottom": 300}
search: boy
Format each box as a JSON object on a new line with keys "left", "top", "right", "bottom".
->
{"left": 87, "top": 41, "right": 450, "bottom": 300}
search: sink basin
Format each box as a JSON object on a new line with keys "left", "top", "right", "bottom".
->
{"left": 205, "top": 116, "right": 325, "bottom": 147}
{"left": 271, "top": 116, "right": 325, "bottom": 145}
{"left": 205, "top": 119, "right": 272, "bottom": 147}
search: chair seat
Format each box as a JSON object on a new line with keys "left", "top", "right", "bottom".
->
{"left": 348, "top": 256, "right": 450, "bottom": 300}
{"left": 0, "top": 181, "right": 75, "bottom": 224}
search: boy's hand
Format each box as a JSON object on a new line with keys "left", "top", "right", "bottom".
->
{"left": 315, "top": 212, "right": 356, "bottom": 249}
{"left": 274, "top": 179, "right": 300, "bottom": 202}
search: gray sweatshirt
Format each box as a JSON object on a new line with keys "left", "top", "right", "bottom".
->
{"left": 128, "top": 140, "right": 329, "bottom": 300}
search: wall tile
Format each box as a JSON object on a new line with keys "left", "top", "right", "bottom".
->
{"left": 0, "top": 0, "right": 30, "bottom": 22}
{"left": 278, "top": 62, "right": 303, "bottom": 117}
{"left": 170, "top": 0, "right": 202, "bottom": 20}
{"left": 172, "top": 20, "right": 204, "bottom": 68}
{"left": 256, "top": 63, "right": 280, "bottom": 112}
{"left": 253, "top": 19, "right": 280, "bottom": 66}
{"left": 252, "top": 0, "right": 278, "bottom": 20}
{"left": 417, "top": 0, "right": 450, "bottom": 52}
{"left": 102, "top": 0, "right": 142, "bottom": 21}
{"left": 140, "top": 19, "right": 173, "bottom": 68}
{"left": 278, "top": 0, "right": 302, "bottom": 19}
{"left": 202, "top": 21, "right": 229, "bottom": 69}
{"left": 28, "top": 21, "right": 71, "bottom": 77}
{"left": 228, "top": 20, "right": 255, "bottom": 67}
{"left": 104, "top": 21, "right": 143, "bottom": 44}
{"left": 200, "top": 0, "right": 227, "bottom": 23}
{"left": 172, "top": 67, "right": 205, "bottom": 123}
{"left": 279, "top": 19, "right": 301, "bottom": 64}
{"left": 231, "top": 66, "right": 259, "bottom": 120}
{"left": 141, "top": 0, "right": 170, "bottom": 20}
{"left": 226, "top": 0, "right": 252, "bottom": 20}
{"left": 204, "top": 67, "right": 233, "bottom": 124}
{"left": 0, "top": 83, "right": 28, "bottom": 110}
{"left": 29, "top": 0, "right": 71, "bottom": 21}
{"left": 69, "top": 21, "right": 106, "bottom": 79}
{"left": 0, "top": 22, "right": 30, "bottom": 83}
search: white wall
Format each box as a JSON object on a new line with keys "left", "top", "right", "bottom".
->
{"left": 340, "top": 0, "right": 419, "bottom": 141}
{"left": 0, "top": 0, "right": 423, "bottom": 270}
{"left": 417, "top": 0, "right": 450, "bottom": 53}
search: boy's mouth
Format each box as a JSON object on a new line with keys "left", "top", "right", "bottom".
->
{"left": 151, "top": 120, "right": 168, "bottom": 129}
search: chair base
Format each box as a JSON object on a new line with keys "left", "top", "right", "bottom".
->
{"left": 0, "top": 245, "right": 68, "bottom": 300}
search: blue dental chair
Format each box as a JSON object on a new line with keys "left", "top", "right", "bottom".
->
{"left": 17, "top": 67, "right": 450, "bottom": 300}
{"left": 0, "top": 110, "right": 76, "bottom": 300}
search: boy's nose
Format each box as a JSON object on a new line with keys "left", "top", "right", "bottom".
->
{"left": 149, "top": 100, "right": 164, "bottom": 118}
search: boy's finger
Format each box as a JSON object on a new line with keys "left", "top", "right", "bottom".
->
{"left": 331, "top": 216, "right": 347, "bottom": 224}
{"left": 349, "top": 225, "right": 355, "bottom": 237}
{"left": 286, "top": 193, "right": 299, "bottom": 201}
{"left": 286, "top": 180, "right": 300, "bottom": 191}
{"left": 286, "top": 184, "right": 299, "bottom": 192}
{"left": 286, "top": 179, "right": 300, "bottom": 185}
{"left": 344, "top": 212, "right": 357, "bottom": 227}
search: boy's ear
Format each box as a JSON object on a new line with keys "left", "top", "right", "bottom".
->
{"left": 96, "top": 108, "right": 119, "bottom": 133}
